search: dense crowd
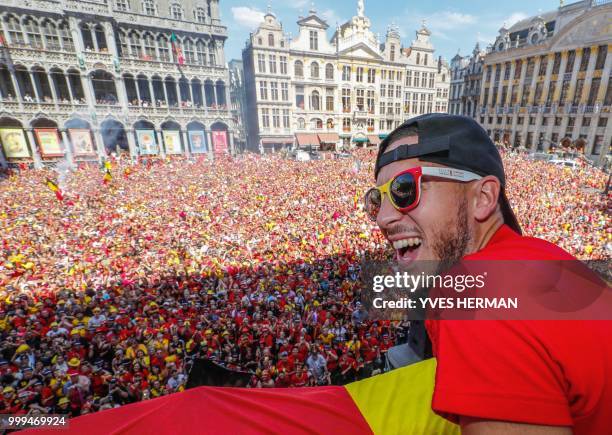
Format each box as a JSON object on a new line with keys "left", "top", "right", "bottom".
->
{"left": 0, "top": 149, "right": 609, "bottom": 417}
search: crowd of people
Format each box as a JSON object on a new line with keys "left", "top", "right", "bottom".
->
{"left": 0, "top": 149, "right": 609, "bottom": 417}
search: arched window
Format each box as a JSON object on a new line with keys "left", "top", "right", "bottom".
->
{"left": 297, "top": 118, "right": 305, "bottom": 129}
{"left": 5, "top": 15, "right": 24, "bottom": 45}
{"left": 129, "top": 32, "right": 141, "bottom": 58}
{"left": 158, "top": 35, "right": 170, "bottom": 61}
{"left": 143, "top": 33, "right": 156, "bottom": 60}
{"left": 325, "top": 63, "right": 334, "bottom": 80}
{"left": 142, "top": 0, "right": 156, "bottom": 16}
{"left": 268, "top": 33, "right": 274, "bottom": 47}
{"left": 294, "top": 60, "right": 303, "bottom": 78}
{"left": 196, "top": 39, "right": 207, "bottom": 65}
{"left": 311, "top": 62, "right": 319, "bottom": 79}
{"left": 311, "top": 90, "right": 320, "bottom": 111}
{"left": 184, "top": 39, "right": 195, "bottom": 64}
{"left": 170, "top": 3, "right": 183, "bottom": 20}
{"left": 23, "top": 17, "right": 42, "bottom": 48}
{"left": 195, "top": 7, "right": 207, "bottom": 23}
{"left": 312, "top": 118, "right": 323, "bottom": 129}
{"left": 42, "top": 20, "right": 60, "bottom": 50}
{"left": 208, "top": 41, "right": 216, "bottom": 65}
{"left": 58, "top": 21, "right": 73, "bottom": 51}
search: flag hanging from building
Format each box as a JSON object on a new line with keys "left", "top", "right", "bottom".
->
{"left": 45, "top": 178, "right": 63, "bottom": 201}
{"left": 170, "top": 32, "right": 185, "bottom": 65}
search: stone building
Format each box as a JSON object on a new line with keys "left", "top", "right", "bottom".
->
{"left": 449, "top": 43, "right": 485, "bottom": 118}
{"left": 242, "top": 1, "right": 449, "bottom": 153}
{"left": 0, "top": 0, "right": 235, "bottom": 168}
{"left": 478, "top": 0, "right": 611, "bottom": 164}
{"left": 228, "top": 59, "right": 247, "bottom": 153}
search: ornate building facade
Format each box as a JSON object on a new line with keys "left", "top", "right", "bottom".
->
{"left": 228, "top": 59, "right": 247, "bottom": 153}
{"left": 0, "top": 0, "right": 235, "bottom": 168}
{"left": 449, "top": 43, "right": 485, "bottom": 118}
{"left": 478, "top": 0, "right": 611, "bottom": 164}
{"left": 242, "top": 1, "right": 450, "bottom": 153}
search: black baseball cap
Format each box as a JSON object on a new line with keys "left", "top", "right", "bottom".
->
{"left": 375, "top": 113, "right": 522, "bottom": 234}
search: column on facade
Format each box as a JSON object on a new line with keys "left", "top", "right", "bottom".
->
{"left": 28, "top": 71, "right": 41, "bottom": 102}
{"left": 551, "top": 51, "right": 569, "bottom": 104}
{"left": 540, "top": 54, "right": 555, "bottom": 106}
{"left": 587, "top": 44, "right": 612, "bottom": 157}
{"left": 567, "top": 48, "right": 584, "bottom": 110}
{"left": 134, "top": 77, "right": 142, "bottom": 106}
{"left": 229, "top": 132, "right": 234, "bottom": 155}
{"left": 92, "top": 128, "right": 106, "bottom": 158}
{"left": 527, "top": 57, "right": 542, "bottom": 106}
{"left": 25, "top": 129, "right": 43, "bottom": 169}
{"left": 68, "top": 17, "right": 85, "bottom": 53}
{"left": 175, "top": 80, "right": 182, "bottom": 107}
{"left": 181, "top": 131, "right": 190, "bottom": 156}
{"left": 116, "top": 75, "right": 129, "bottom": 108}
{"left": 212, "top": 84, "right": 218, "bottom": 107}
{"left": 83, "top": 74, "right": 96, "bottom": 108}
{"left": 201, "top": 82, "right": 208, "bottom": 112}
{"left": 579, "top": 46, "right": 598, "bottom": 105}
{"left": 148, "top": 80, "right": 156, "bottom": 107}
{"left": 161, "top": 79, "right": 168, "bottom": 106}
{"left": 155, "top": 130, "right": 165, "bottom": 157}
{"left": 104, "top": 22, "right": 119, "bottom": 57}
{"left": 48, "top": 73, "right": 60, "bottom": 107}
{"left": 65, "top": 74, "right": 75, "bottom": 103}
{"left": 59, "top": 130, "right": 74, "bottom": 164}
{"left": 90, "top": 25, "right": 99, "bottom": 52}
{"left": 126, "top": 128, "right": 138, "bottom": 157}
{"left": 206, "top": 130, "right": 213, "bottom": 160}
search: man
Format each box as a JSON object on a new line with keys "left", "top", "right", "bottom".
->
{"left": 367, "top": 114, "right": 611, "bottom": 434}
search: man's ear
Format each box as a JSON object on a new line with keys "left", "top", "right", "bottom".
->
{"left": 471, "top": 176, "right": 501, "bottom": 222}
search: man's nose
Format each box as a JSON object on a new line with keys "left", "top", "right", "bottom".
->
{"left": 376, "top": 194, "right": 406, "bottom": 229}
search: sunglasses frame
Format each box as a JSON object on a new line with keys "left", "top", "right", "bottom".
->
{"left": 365, "top": 166, "right": 482, "bottom": 221}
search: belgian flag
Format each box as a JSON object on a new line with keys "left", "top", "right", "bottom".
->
{"left": 45, "top": 178, "right": 63, "bottom": 201}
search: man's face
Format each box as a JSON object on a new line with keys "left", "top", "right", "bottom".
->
{"left": 376, "top": 141, "right": 472, "bottom": 271}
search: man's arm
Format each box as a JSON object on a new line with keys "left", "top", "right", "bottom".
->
{"left": 461, "top": 417, "right": 572, "bottom": 435}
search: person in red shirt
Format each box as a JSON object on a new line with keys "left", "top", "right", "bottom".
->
{"left": 370, "top": 113, "right": 611, "bottom": 435}
{"left": 290, "top": 365, "right": 308, "bottom": 387}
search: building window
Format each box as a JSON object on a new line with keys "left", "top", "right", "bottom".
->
{"left": 342, "top": 65, "right": 351, "bottom": 81}
{"left": 311, "top": 90, "right": 321, "bottom": 111}
{"left": 551, "top": 53, "right": 561, "bottom": 74}
{"left": 367, "top": 90, "right": 375, "bottom": 113}
{"left": 567, "top": 116, "right": 575, "bottom": 127}
{"left": 413, "top": 72, "right": 420, "bottom": 88}
{"left": 196, "top": 39, "right": 207, "bottom": 65}
{"left": 257, "top": 37, "right": 262, "bottom": 45}
{"left": 270, "top": 82, "right": 278, "bottom": 101}
{"left": 326, "top": 89, "right": 334, "bottom": 111}
{"left": 559, "top": 79, "right": 571, "bottom": 105}
{"left": 311, "top": 62, "right": 319, "bottom": 79}
{"left": 356, "top": 67, "right": 363, "bottom": 82}
{"left": 268, "top": 33, "right": 274, "bottom": 47}
{"left": 582, "top": 117, "right": 591, "bottom": 127}
{"left": 129, "top": 32, "right": 142, "bottom": 58}
{"left": 421, "top": 74, "right": 427, "bottom": 88}
{"left": 170, "top": 3, "right": 183, "bottom": 20}
{"left": 281, "top": 82, "right": 288, "bottom": 101}
{"left": 283, "top": 109, "right": 290, "bottom": 128}
{"left": 312, "top": 118, "right": 323, "bottom": 129}
{"left": 327, "top": 118, "right": 334, "bottom": 129}
{"left": 538, "top": 56, "right": 547, "bottom": 76}
{"left": 259, "top": 81, "right": 268, "bottom": 100}
{"left": 184, "top": 39, "right": 195, "bottom": 63}
{"left": 158, "top": 35, "right": 170, "bottom": 61}
{"left": 595, "top": 45, "right": 607, "bottom": 70}
{"left": 269, "top": 55, "right": 277, "bottom": 74}
{"left": 309, "top": 30, "right": 318, "bottom": 50}
{"left": 380, "top": 84, "right": 386, "bottom": 98}
{"left": 261, "top": 108, "right": 269, "bottom": 128}
{"left": 554, "top": 116, "right": 562, "bottom": 126}
{"left": 280, "top": 56, "right": 288, "bottom": 75}
{"left": 343, "top": 118, "right": 351, "bottom": 132}
{"left": 424, "top": 54, "right": 428, "bottom": 66}
{"left": 143, "top": 33, "right": 156, "bottom": 60}
{"left": 342, "top": 88, "right": 351, "bottom": 112}
{"left": 297, "top": 118, "right": 305, "bottom": 129}
{"left": 368, "top": 68, "right": 376, "bottom": 83}
{"left": 390, "top": 45, "right": 395, "bottom": 62}
{"left": 579, "top": 47, "right": 590, "bottom": 72}
{"left": 565, "top": 50, "right": 576, "bottom": 73}
{"left": 573, "top": 79, "right": 584, "bottom": 105}
{"left": 42, "top": 21, "right": 60, "bottom": 50}
{"left": 405, "top": 70, "right": 412, "bottom": 87}
{"left": 356, "top": 89, "right": 364, "bottom": 111}
{"left": 416, "top": 53, "right": 420, "bottom": 64}
{"left": 272, "top": 108, "right": 280, "bottom": 128}
{"left": 195, "top": 7, "right": 207, "bottom": 23}
{"left": 116, "top": 0, "right": 129, "bottom": 11}
{"left": 59, "top": 21, "right": 73, "bottom": 50}
{"left": 294, "top": 61, "right": 303, "bottom": 78}
{"left": 429, "top": 73, "right": 434, "bottom": 88}
{"left": 592, "top": 135, "right": 603, "bottom": 155}
{"left": 296, "top": 85, "right": 304, "bottom": 109}
{"left": 24, "top": 17, "right": 42, "bottom": 48}
{"left": 257, "top": 54, "right": 266, "bottom": 73}
{"left": 142, "top": 0, "right": 156, "bottom": 15}
{"left": 325, "top": 63, "right": 334, "bottom": 80}
{"left": 598, "top": 117, "right": 607, "bottom": 127}
{"left": 382, "top": 70, "right": 387, "bottom": 80}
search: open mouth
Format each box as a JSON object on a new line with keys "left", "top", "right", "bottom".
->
{"left": 392, "top": 238, "right": 423, "bottom": 264}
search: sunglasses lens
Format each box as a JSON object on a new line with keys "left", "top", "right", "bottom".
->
{"left": 364, "top": 188, "right": 381, "bottom": 221}
{"left": 390, "top": 172, "right": 417, "bottom": 209}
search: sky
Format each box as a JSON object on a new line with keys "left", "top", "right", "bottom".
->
{"left": 219, "top": 0, "right": 561, "bottom": 63}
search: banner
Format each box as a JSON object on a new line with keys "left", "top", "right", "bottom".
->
{"left": 136, "top": 129, "right": 158, "bottom": 155}
{"left": 212, "top": 130, "right": 228, "bottom": 155}
{"left": 188, "top": 130, "right": 208, "bottom": 154}
{"left": 0, "top": 128, "right": 30, "bottom": 158}
{"left": 69, "top": 129, "right": 95, "bottom": 156}
{"left": 35, "top": 128, "right": 63, "bottom": 157}
{"left": 163, "top": 130, "right": 182, "bottom": 155}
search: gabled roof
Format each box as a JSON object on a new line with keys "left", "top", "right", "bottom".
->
{"left": 297, "top": 14, "right": 329, "bottom": 30}
{"left": 338, "top": 42, "right": 383, "bottom": 60}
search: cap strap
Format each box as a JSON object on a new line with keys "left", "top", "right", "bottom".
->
{"left": 375, "top": 136, "right": 451, "bottom": 175}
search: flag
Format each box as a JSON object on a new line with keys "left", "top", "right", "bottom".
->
{"left": 32, "top": 359, "right": 459, "bottom": 435}
{"left": 103, "top": 169, "right": 112, "bottom": 185}
{"left": 170, "top": 32, "right": 185, "bottom": 65}
{"left": 45, "top": 178, "right": 63, "bottom": 201}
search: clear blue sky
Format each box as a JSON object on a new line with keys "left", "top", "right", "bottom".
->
{"left": 220, "top": 0, "right": 560, "bottom": 63}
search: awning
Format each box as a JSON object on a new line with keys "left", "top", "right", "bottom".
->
{"left": 367, "top": 135, "right": 381, "bottom": 146}
{"left": 378, "top": 134, "right": 388, "bottom": 139}
{"left": 318, "top": 133, "right": 340, "bottom": 143}
{"left": 352, "top": 137, "right": 368, "bottom": 143}
{"left": 295, "top": 134, "right": 320, "bottom": 147}
{"left": 261, "top": 137, "right": 293, "bottom": 144}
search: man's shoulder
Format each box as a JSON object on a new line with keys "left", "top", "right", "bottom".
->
{"left": 467, "top": 225, "right": 576, "bottom": 261}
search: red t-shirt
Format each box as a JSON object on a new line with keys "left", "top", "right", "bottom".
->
{"left": 426, "top": 225, "right": 612, "bottom": 434}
